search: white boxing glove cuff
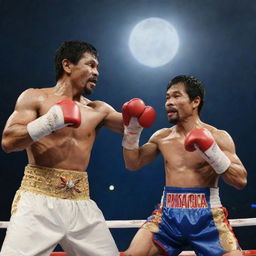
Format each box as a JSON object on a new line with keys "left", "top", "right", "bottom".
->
{"left": 195, "top": 143, "right": 231, "bottom": 174}
{"left": 122, "top": 118, "right": 143, "bottom": 150}
{"left": 27, "top": 105, "right": 65, "bottom": 141}
{"left": 122, "top": 132, "right": 142, "bottom": 150}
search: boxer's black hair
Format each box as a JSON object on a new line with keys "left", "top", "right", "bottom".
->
{"left": 167, "top": 75, "right": 205, "bottom": 114}
{"left": 55, "top": 41, "right": 98, "bottom": 81}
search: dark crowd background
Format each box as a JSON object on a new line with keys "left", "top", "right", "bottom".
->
{"left": 0, "top": 0, "right": 255, "bottom": 252}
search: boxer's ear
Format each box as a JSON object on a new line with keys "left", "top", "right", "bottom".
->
{"left": 62, "top": 59, "right": 73, "bottom": 75}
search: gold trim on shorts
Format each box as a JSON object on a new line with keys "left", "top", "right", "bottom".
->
{"left": 142, "top": 207, "right": 163, "bottom": 233}
{"left": 211, "top": 207, "right": 241, "bottom": 251}
{"left": 19, "top": 164, "right": 90, "bottom": 200}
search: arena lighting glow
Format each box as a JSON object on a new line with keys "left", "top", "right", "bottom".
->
{"left": 129, "top": 17, "right": 179, "bottom": 67}
{"left": 251, "top": 204, "right": 256, "bottom": 208}
{"left": 109, "top": 185, "right": 115, "bottom": 191}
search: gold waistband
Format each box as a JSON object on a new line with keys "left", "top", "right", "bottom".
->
{"left": 20, "top": 164, "right": 90, "bottom": 200}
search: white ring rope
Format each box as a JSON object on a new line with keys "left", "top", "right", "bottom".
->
{"left": 105, "top": 218, "right": 256, "bottom": 228}
{"left": 1, "top": 219, "right": 256, "bottom": 255}
{"left": 0, "top": 218, "right": 256, "bottom": 229}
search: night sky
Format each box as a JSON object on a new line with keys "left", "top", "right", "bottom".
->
{"left": 0, "top": 0, "right": 255, "bottom": 252}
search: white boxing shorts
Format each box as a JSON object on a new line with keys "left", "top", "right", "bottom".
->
{"left": 0, "top": 164, "right": 119, "bottom": 256}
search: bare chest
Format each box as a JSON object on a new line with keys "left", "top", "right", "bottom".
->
{"left": 38, "top": 98, "right": 105, "bottom": 140}
{"left": 158, "top": 135, "right": 205, "bottom": 171}
{"left": 157, "top": 134, "right": 217, "bottom": 187}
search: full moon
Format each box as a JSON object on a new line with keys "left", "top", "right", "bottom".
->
{"left": 129, "top": 18, "right": 179, "bottom": 68}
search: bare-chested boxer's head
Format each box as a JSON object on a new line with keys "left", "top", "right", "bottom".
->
{"left": 166, "top": 75, "right": 205, "bottom": 124}
{"left": 55, "top": 41, "right": 99, "bottom": 95}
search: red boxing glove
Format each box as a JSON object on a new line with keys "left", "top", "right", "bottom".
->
{"left": 122, "top": 98, "right": 156, "bottom": 149}
{"left": 184, "top": 128, "right": 231, "bottom": 174}
{"left": 56, "top": 99, "right": 81, "bottom": 128}
{"left": 184, "top": 128, "right": 214, "bottom": 152}
{"left": 27, "top": 98, "right": 81, "bottom": 141}
{"left": 123, "top": 98, "right": 146, "bottom": 120}
{"left": 138, "top": 106, "right": 156, "bottom": 128}
{"left": 122, "top": 98, "right": 156, "bottom": 128}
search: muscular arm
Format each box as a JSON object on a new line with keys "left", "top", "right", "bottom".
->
{"left": 123, "top": 132, "right": 160, "bottom": 171}
{"left": 94, "top": 101, "right": 123, "bottom": 133}
{"left": 215, "top": 130, "right": 247, "bottom": 190}
{"left": 104, "top": 111, "right": 123, "bottom": 133}
{"left": 2, "top": 89, "right": 40, "bottom": 152}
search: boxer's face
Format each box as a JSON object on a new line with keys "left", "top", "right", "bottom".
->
{"left": 165, "top": 82, "right": 194, "bottom": 124}
{"left": 70, "top": 52, "right": 99, "bottom": 95}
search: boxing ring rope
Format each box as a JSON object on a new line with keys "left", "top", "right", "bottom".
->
{"left": 1, "top": 217, "right": 256, "bottom": 229}
{"left": 106, "top": 217, "right": 256, "bottom": 228}
{"left": 1, "top": 218, "right": 256, "bottom": 255}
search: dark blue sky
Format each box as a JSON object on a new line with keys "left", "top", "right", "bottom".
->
{"left": 0, "top": 0, "right": 255, "bottom": 251}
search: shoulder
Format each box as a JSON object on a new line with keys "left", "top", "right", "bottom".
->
{"left": 149, "top": 128, "right": 170, "bottom": 143}
{"left": 215, "top": 129, "right": 234, "bottom": 145}
{"left": 18, "top": 88, "right": 44, "bottom": 99}
{"left": 16, "top": 88, "right": 48, "bottom": 109}
{"left": 206, "top": 125, "right": 231, "bottom": 140}
{"left": 205, "top": 125, "right": 235, "bottom": 151}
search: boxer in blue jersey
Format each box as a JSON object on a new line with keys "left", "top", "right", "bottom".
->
{"left": 121, "top": 75, "right": 247, "bottom": 256}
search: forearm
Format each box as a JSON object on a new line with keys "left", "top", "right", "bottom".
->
{"left": 121, "top": 98, "right": 156, "bottom": 170}
{"left": 2, "top": 125, "right": 33, "bottom": 152}
{"left": 221, "top": 163, "right": 247, "bottom": 190}
{"left": 123, "top": 148, "right": 142, "bottom": 171}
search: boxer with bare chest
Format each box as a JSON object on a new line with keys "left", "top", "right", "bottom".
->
{"left": 1, "top": 41, "right": 156, "bottom": 256}
{"left": 121, "top": 75, "right": 247, "bottom": 256}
